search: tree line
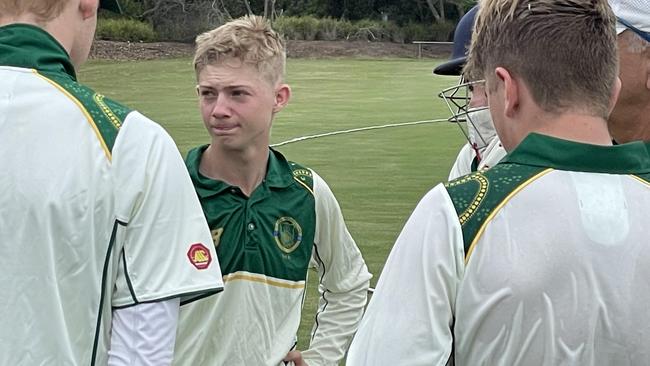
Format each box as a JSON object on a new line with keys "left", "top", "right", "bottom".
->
{"left": 104, "top": 0, "right": 476, "bottom": 41}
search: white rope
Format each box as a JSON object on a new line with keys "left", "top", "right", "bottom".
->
{"left": 271, "top": 118, "right": 449, "bottom": 147}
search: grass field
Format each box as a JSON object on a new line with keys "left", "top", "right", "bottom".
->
{"left": 80, "top": 57, "right": 466, "bottom": 355}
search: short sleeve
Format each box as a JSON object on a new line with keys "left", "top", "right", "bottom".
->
{"left": 111, "top": 112, "right": 223, "bottom": 307}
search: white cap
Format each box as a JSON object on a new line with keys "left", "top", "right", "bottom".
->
{"left": 609, "top": 0, "right": 650, "bottom": 35}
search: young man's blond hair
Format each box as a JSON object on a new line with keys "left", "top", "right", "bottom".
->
{"left": 466, "top": 0, "right": 618, "bottom": 118}
{"left": 193, "top": 15, "right": 286, "bottom": 85}
{"left": 0, "top": 0, "right": 68, "bottom": 22}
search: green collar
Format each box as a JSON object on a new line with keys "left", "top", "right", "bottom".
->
{"left": 502, "top": 133, "right": 650, "bottom": 174}
{"left": 186, "top": 146, "right": 295, "bottom": 199}
{"left": 0, "top": 24, "right": 76, "bottom": 80}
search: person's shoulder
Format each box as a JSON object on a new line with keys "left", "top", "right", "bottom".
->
{"left": 444, "top": 162, "right": 550, "bottom": 216}
{"left": 42, "top": 73, "right": 135, "bottom": 153}
{"left": 444, "top": 163, "right": 550, "bottom": 253}
{"left": 286, "top": 159, "right": 315, "bottom": 193}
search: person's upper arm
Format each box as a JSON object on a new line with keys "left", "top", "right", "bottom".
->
{"left": 111, "top": 112, "right": 223, "bottom": 307}
{"left": 346, "top": 184, "right": 464, "bottom": 366}
{"left": 301, "top": 171, "right": 372, "bottom": 365}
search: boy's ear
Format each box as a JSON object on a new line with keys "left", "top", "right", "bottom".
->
{"left": 80, "top": 0, "right": 99, "bottom": 20}
{"left": 495, "top": 67, "right": 519, "bottom": 119}
{"left": 273, "top": 84, "right": 291, "bottom": 113}
{"left": 608, "top": 76, "right": 622, "bottom": 116}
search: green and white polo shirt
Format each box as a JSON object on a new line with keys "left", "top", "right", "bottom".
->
{"left": 348, "top": 133, "right": 650, "bottom": 365}
{"left": 0, "top": 24, "right": 223, "bottom": 366}
{"left": 175, "top": 146, "right": 371, "bottom": 366}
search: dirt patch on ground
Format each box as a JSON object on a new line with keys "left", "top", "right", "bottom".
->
{"left": 90, "top": 39, "right": 451, "bottom": 61}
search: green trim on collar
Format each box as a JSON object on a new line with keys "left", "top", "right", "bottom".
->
{"left": 186, "top": 146, "right": 295, "bottom": 198}
{"left": 266, "top": 148, "right": 296, "bottom": 188}
{"left": 502, "top": 133, "right": 650, "bottom": 174}
{"left": 186, "top": 145, "right": 228, "bottom": 198}
{"left": 0, "top": 24, "right": 76, "bottom": 79}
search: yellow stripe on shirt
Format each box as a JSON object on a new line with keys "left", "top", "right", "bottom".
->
{"left": 223, "top": 272, "right": 306, "bottom": 289}
{"left": 33, "top": 70, "right": 111, "bottom": 161}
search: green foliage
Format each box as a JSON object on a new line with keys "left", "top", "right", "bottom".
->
{"left": 351, "top": 19, "right": 388, "bottom": 41}
{"left": 316, "top": 17, "right": 343, "bottom": 41}
{"left": 134, "top": 0, "right": 469, "bottom": 42}
{"left": 401, "top": 22, "right": 430, "bottom": 43}
{"left": 273, "top": 16, "right": 452, "bottom": 43}
{"left": 274, "top": 15, "right": 320, "bottom": 41}
{"left": 401, "top": 21, "right": 455, "bottom": 42}
{"left": 337, "top": 19, "right": 357, "bottom": 40}
{"left": 277, "top": 0, "right": 329, "bottom": 17}
{"left": 430, "top": 21, "right": 456, "bottom": 42}
{"left": 96, "top": 18, "right": 157, "bottom": 42}
{"left": 115, "top": 0, "right": 145, "bottom": 18}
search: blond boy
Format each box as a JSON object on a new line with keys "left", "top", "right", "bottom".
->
{"left": 174, "top": 15, "right": 371, "bottom": 366}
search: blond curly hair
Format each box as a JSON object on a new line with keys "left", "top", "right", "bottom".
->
{"left": 0, "top": 0, "right": 68, "bottom": 22}
{"left": 193, "top": 15, "right": 286, "bottom": 85}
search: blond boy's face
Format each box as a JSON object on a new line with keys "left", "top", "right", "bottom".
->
{"left": 197, "top": 60, "right": 288, "bottom": 152}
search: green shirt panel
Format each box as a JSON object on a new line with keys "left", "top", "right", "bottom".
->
{"left": 187, "top": 146, "right": 316, "bottom": 282}
{"left": 639, "top": 142, "right": 650, "bottom": 184}
{"left": 446, "top": 133, "right": 650, "bottom": 259}
{"left": 445, "top": 164, "right": 549, "bottom": 257}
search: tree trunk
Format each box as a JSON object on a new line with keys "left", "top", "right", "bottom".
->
{"left": 424, "top": 0, "right": 442, "bottom": 22}
{"left": 242, "top": 0, "right": 253, "bottom": 15}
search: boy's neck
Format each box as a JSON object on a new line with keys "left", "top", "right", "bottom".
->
{"left": 531, "top": 112, "right": 614, "bottom": 146}
{"left": 199, "top": 144, "right": 270, "bottom": 197}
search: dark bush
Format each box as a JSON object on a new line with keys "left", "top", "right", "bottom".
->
{"left": 96, "top": 18, "right": 158, "bottom": 42}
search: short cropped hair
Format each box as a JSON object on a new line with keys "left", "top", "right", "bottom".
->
{"left": 0, "top": 0, "right": 68, "bottom": 22}
{"left": 193, "top": 15, "right": 286, "bottom": 85}
{"left": 466, "top": 0, "right": 618, "bottom": 118}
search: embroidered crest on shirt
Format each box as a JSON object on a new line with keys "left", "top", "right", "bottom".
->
{"left": 445, "top": 171, "right": 489, "bottom": 225}
{"left": 187, "top": 243, "right": 212, "bottom": 270}
{"left": 273, "top": 216, "right": 303, "bottom": 254}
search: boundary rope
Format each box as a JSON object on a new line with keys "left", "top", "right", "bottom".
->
{"left": 271, "top": 118, "right": 449, "bottom": 147}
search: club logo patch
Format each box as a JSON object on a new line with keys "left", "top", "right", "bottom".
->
{"left": 273, "top": 216, "right": 302, "bottom": 254}
{"left": 187, "top": 243, "right": 212, "bottom": 270}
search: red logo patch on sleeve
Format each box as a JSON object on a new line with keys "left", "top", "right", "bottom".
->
{"left": 187, "top": 243, "right": 212, "bottom": 270}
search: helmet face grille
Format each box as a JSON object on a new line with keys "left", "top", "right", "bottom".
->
{"left": 437, "top": 77, "right": 491, "bottom": 148}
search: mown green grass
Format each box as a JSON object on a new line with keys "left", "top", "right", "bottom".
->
{"left": 80, "top": 57, "right": 465, "bottom": 356}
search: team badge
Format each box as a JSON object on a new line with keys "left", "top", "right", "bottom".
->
{"left": 187, "top": 243, "right": 212, "bottom": 270}
{"left": 273, "top": 216, "right": 302, "bottom": 254}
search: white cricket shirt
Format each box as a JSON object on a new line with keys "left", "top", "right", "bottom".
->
{"left": 348, "top": 133, "right": 650, "bottom": 366}
{"left": 0, "top": 24, "right": 223, "bottom": 365}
